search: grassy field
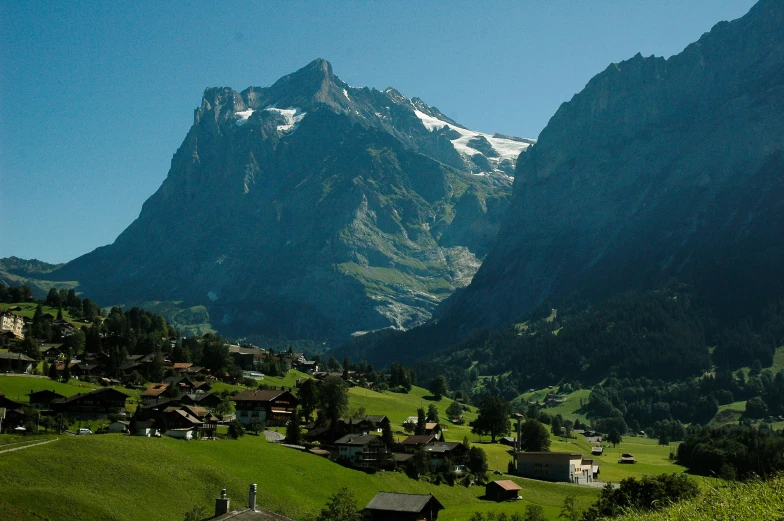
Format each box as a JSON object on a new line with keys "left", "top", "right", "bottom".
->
{"left": 0, "top": 434, "right": 599, "bottom": 521}
{"left": 0, "top": 380, "right": 692, "bottom": 521}
{"left": 614, "top": 475, "right": 784, "bottom": 521}
{"left": 0, "top": 301, "right": 91, "bottom": 329}
{"left": 0, "top": 375, "right": 141, "bottom": 413}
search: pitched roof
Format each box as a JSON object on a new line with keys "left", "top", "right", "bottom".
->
{"left": 0, "top": 352, "right": 34, "bottom": 362}
{"left": 141, "top": 384, "right": 169, "bottom": 397}
{"left": 401, "top": 435, "right": 435, "bottom": 445}
{"left": 488, "top": 480, "right": 522, "bottom": 491}
{"left": 424, "top": 442, "right": 462, "bottom": 454}
{"left": 334, "top": 434, "right": 382, "bottom": 446}
{"left": 52, "top": 387, "right": 128, "bottom": 404}
{"left": 365, "top": 492, "right": 444, "bottom": 513}
{"left": 232, "top": 389, "right": 289, "bottom": 402}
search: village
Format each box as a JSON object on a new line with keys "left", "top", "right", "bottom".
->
{"left": 0, "top": 301, "right": 683, "bottom": 521}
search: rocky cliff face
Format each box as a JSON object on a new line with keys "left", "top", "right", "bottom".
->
{"left": 445, "top": 0, "right": 784, "bottom": 332}
{"left": 56, "top": 59, "right": 532, "bottom": 341}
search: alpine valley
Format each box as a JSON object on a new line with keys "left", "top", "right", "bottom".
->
{"left": 46, "top": 59, "right": 534, "bottom": 342}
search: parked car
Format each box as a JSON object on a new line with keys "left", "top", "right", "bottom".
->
{"left": 77, "top": 428, "right": 92, "bottom": 435}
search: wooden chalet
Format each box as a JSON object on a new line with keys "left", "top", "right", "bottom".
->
{"left": 334, "top": 434, "right": 390, "bottom": 469}
{"left": 50, "top": 388, "right": 128, "bottom": 418}
{"left": 27, "top": 389, "right": 66, "bottom": 409}
{"left": 232, "top": 389, "right": 297, "bottom": 426}
{"left": 423, "top": 442, "right": 467, "bottom": 470}
{"left": 365, "top": 492, "right": 444, "bottom": 521}
{"left": 401, "top": 435, "right": 436, "bottom": 450}
{"left": 179, "top": 392, "right": 222, "bottom": 408}
{"left": 0, "top": 393, "right": 25, "bottom": 432}
{"left": 140, "top": 383, "right": 169, "bottom": 403}
{"left": 0, "top": 352, "right": 35, "bottom": 374}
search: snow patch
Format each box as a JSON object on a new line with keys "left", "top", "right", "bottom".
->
{"left": 412, "top": 109, "right": 531, "bottom": 171}
{"left": 264, "top": 107, "right": 306, "bottom": 133}
{"left": 342, "top": 88, "right": 350, "bottom": 100}
{"left": 235, "top": 108, "right": 254, "bottom": 126}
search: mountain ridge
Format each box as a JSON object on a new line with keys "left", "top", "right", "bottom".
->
{"left": 51, "top": 59, "right": 534, "bottom": 342}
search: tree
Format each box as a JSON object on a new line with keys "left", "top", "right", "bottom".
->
{"left": 429, "top": 375, "right": 449, "bottom": 400}
{"left": 524, "top": 505, "right": 547, "bottom": 521}
{"left": 557, "top": 494, "right": 579, "bottom": 521}
{"left": 403, "top": 420, "right": 416, "bottom": 434}
{"left": 581, "top": 474, "right": 699, "bottom": 521}
{"left": 286, "top": 409, "right": 302, "bottom": 444}
{"left": 381, "top": 421, "right": 395, "bottom": 447}
{"left": 298, "top": 378, "right": 319, "bottom": 421}
{"left": 608, "top": 428, "right": 623, "bottom": 447}
{"left": 315, "top": 487, "right": 361, "bottom": 521}
{"left": 48, "top": 362, "right": 57, "bottom": 380}
{"left": 551, "top": 414, "right": 563, "bottom": 436}
{"left": 319, "top": 376, "right": 349, "bottom": 427}
{"left": 466, "top": 446, "right": 488, "bottom": 475}
{"left": 228, "top": 419, "right": 245, "bottom": 439}
{"left": 248, "top": 419, "right": 265, "bottom": 436}
{"left": 472, "top": 396, "right": 511, "bottom": 442}
{"left": 415, "top": 408, "right": 427, "bottom": 435}
{"left": 744, "top": 396, "right": 768, "bottom": 419}
{"left": 520, "top": 419, "right": 550, "bottom": 452}
{"left": 426, "top": 404, "right": 439, "bottom": 424}
{"left": 46, "top": 287, "right": 62, "bottom": 308}
{"left": 446, "top": 400, "right": 463, "bottom": 421}
{"left": 62, "top": 363, "right": 71, "bottom": 383}
{"left": 149, "top": 352, "right": 166, "bottom": 382}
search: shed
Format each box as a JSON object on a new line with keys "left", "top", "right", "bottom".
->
{"left": 485, "top": 480, "right": 522, "bottom": 502}
{"left": 365, "top": 492, "right": 444, "bottom": 521}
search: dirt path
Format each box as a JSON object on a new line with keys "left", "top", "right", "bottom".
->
{"left": 0, "top": 438, "right": 57, "bottom": 454}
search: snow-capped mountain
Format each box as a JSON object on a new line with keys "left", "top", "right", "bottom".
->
{"left": 53, "top": 59, "right": 534, "bottom": 342}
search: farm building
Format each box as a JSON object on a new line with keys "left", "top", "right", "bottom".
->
{"left": 485, "top": 480, "right": 522, "bottom": 502}
{"left": 365, "top": 492, "right": 444, "bottom": 521}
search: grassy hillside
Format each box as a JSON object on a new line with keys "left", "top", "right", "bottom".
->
{"left": 613, "top": 475, "right": 784, "bottom": 521}
{"left": 0, "top": 376, "right": 140, "bottom": 415}
{"left": 0, "top": 301, "right": 90, "bottom": 329}
{"left": 0, "top": 381, "right": 695, "bottom": 521}
{"left": 0, "top": 434, "right": 599, "bottom": 521}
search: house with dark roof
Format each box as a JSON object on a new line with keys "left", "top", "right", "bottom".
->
{"left": 423, "top": 442, "right": 467, "bottom": 470}
{"left": 27, "top": 389, "right": 65, "bottom": 409}
{"left": 401, "top": 435, "right": 436, "bottom": 450}
{"left": 49, "top": 387, "right": 128, "bottom": 418}
{"left": 141, "top": 383, "right": 169, "bottom": 403}
{"left": 180, "top": 392, "right": 222, "bottom": 408}
{"left": 0, "top": 352, "right": 35, "bottom": 373}
{"left": 364, "top": 492, "right": 444, "bottom": 521}
{"left": 202, "top": 485, "right": 295, "bottom": 521}
{"left": 485, "top": 480, "right": 522, "bottom": 502}
{"left": 232, "top": 390, "right": 297, "bottom": 426}
{"left": 0, "top": 393, "right": 26, "bottom": 432}
{"left": 334, "top": 434, "right": 390, "bottom": 469}
{"left": 337, "top": 414, "right": 390, "bottom": 434}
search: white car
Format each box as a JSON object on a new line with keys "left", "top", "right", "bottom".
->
{"left": 77, "top": 428, "right": 92, "bottom": 435}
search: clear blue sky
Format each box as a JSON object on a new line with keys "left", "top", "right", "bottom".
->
{"left": 0, "top": 0, "right": 757, "bottom": 264}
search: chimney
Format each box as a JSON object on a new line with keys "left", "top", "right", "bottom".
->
{"left": 248, "top": 483, "right": 257, "bottom": 511}
{"left": 215, "top": 488, "right": 230, "bottom": 516}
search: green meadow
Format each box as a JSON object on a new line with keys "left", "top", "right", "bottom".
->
{"left": 0, "top": 379, "right": 691, "bottom": 521}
